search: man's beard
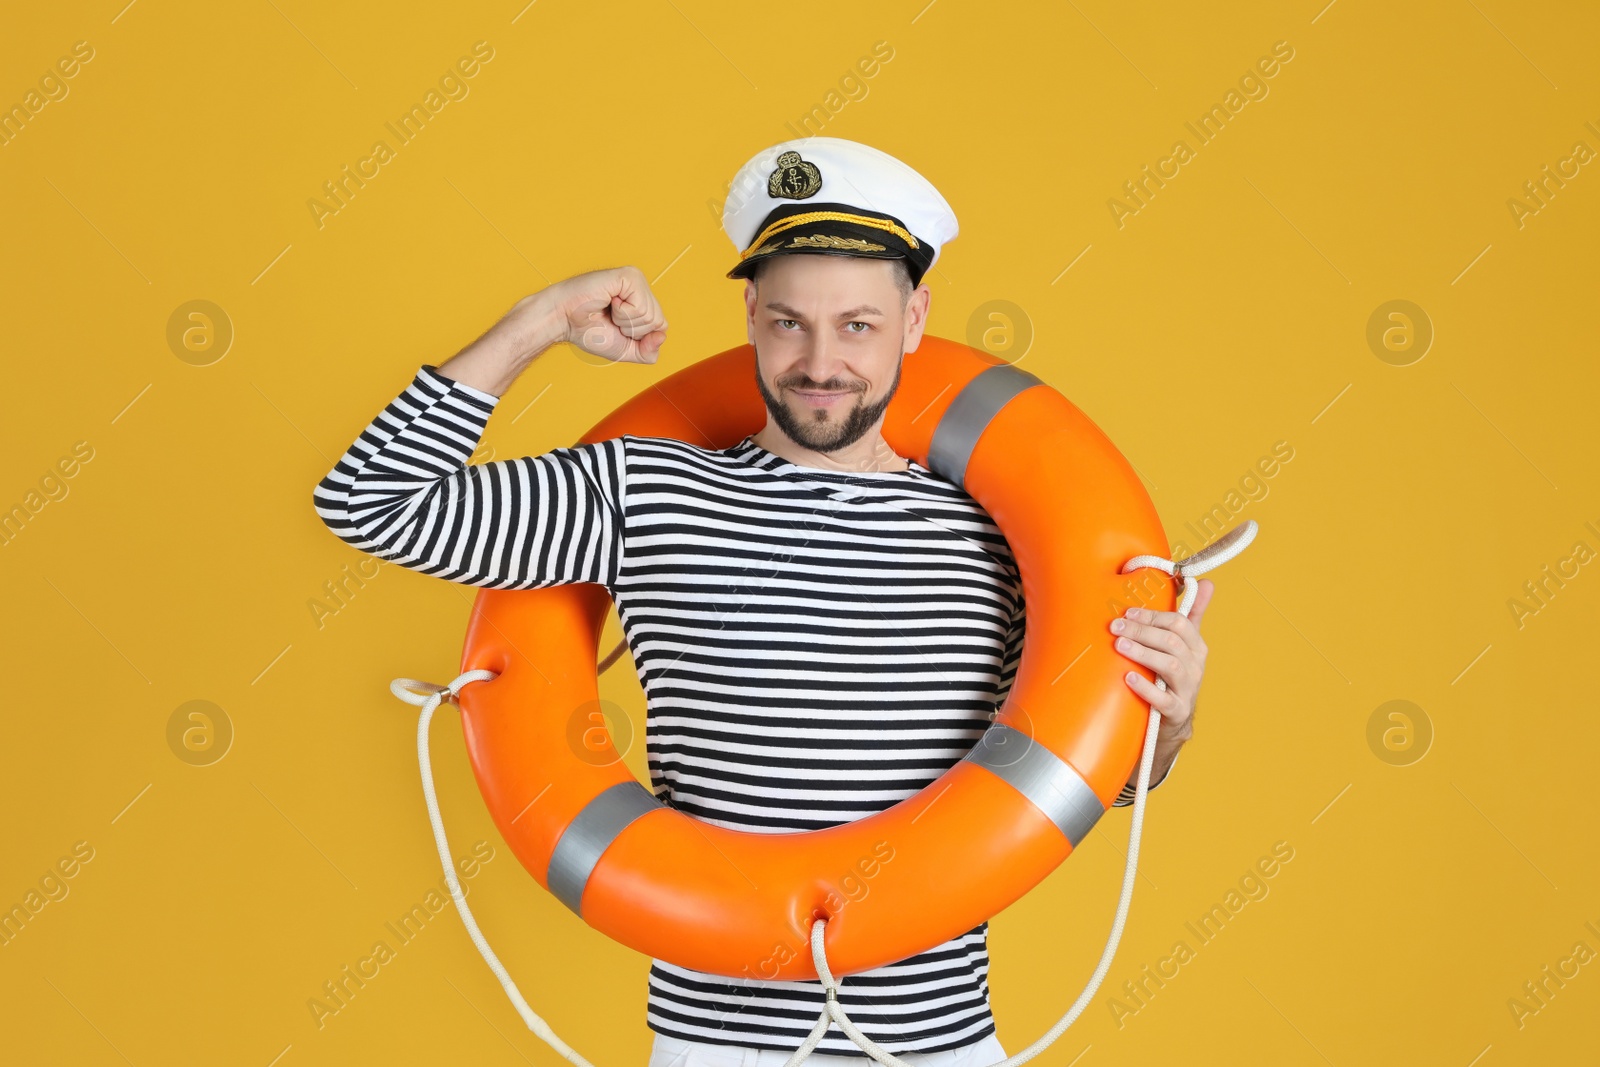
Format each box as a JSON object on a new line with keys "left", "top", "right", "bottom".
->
{"left": 753, "top": 346, "right": 904, "bottom": 454}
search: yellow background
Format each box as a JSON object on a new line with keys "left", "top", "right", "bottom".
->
{"left": 3, "top": 1, "right": 1596, "bottom": 1063}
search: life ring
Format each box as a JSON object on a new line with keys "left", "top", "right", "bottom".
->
{"left": 450, "top": 334, "right": 1171, "bottom": 980}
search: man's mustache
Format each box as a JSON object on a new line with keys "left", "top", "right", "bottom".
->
{"left": 780, "top": 379, "right": 863, "bottom": 392}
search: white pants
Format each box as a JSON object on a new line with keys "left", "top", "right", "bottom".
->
{"left": 648, "top": 1031, "right": 1007, "bottom": 1067}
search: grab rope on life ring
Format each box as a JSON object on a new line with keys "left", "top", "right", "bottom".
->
{"left": 386, "top": 336, "right": 1260, "bottom": 1066}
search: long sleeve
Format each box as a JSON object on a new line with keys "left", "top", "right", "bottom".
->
{"left": 1111, "top": 745, "right": 1177, "bottom": 807}
{"left": 312, "top": 364, "right": 627, "bottom": 589}
{"left": 992, "top": 594, "right": 1175, "bottom": 808}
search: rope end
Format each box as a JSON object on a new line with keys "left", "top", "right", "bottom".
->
{"left": 391, "top": 678, "right": 450, "bottom": 706}
{"left": 390, "top": 670, "right": 499, "bottom": 707}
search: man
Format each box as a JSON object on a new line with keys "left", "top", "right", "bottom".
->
{"left": 313, "top": 138, "right": 1211, "bottom": 1066}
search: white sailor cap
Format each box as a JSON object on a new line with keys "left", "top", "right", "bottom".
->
{"left": 721, "top": 136, "right": 959, "bottom": 288}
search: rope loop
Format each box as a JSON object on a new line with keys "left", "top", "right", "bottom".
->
{"left": 388, "top": 669, "right": 592, "bottom": 1067}
{"left": 390, "top": 670, "right": 498, "bottom": 707}
{"left": 1121, "top": 520, "right": 1257, "bottom": 618}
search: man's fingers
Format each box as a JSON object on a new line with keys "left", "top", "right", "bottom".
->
{"left": 639, "top": 328, "right": 665, "bottom": 361}
{"left": 593, "top": 286, "right": 664, "bottom": 361}
{"left": 1113, "top": 633, "right": 1180, "bottom": 678}
{"left": 609, "top": 273, "right": 667, "bottom": 341}
{"left": 1120, "top": 601, "right": 1208, "bottom": 654}
{"left": 1116, "top": 616, "right": 1187, "bottom": 656}
{"left": 617, "top": 329, "right": 664, "bottom": 364}
{"left": 1187, "top": 579, "right": 1215, "bottom": 631}
{"left": 549, "top": 266, "right": 668, "bottom": 364}
{"left": 1125, "top": 670, "right": 1181, "bottom": 716}
{"left": 611, "top": 299, "right": 666, "bottom": 342}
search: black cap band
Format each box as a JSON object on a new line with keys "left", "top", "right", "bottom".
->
{"left": 725, "top": 201, "right": 932, "bottom": 286}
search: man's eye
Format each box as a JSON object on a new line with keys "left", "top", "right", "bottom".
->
{"left": 846, "top": 322, "right": 870, "bottom": 333}
{"left": 776, "top": 319, "right": 799, "bottom": 330}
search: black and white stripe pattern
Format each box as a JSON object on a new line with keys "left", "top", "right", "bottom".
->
{"left": 313, "top": 364, "right": 1171, "bottom": 1056}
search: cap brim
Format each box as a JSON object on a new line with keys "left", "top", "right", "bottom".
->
{"left": 725, "top": 207, "right": 929, "bottom": 284}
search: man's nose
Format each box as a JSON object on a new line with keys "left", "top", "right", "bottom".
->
{"left": 796, "top": 334, "right": 848, "bottom": 388}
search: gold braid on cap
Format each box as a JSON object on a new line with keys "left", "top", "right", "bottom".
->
{"left": 739, "top": 211, "right": 920, "bottom": 262}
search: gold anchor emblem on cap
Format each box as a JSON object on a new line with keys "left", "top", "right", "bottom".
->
{"left": 767, "top": 150, "right": 822, "bottom": 200}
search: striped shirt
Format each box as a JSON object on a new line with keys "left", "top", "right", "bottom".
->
{"left": 312, "top": 363, "right": 1171, "bottom": 1056}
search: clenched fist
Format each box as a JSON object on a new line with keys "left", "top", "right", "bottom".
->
{"left": 546, "top": 265, "right": 669, "bottom": 365}
{"left": 436, "top": 265, "right": 669, "bottom": 396}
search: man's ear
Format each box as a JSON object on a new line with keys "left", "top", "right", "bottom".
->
{"left": 744, "top": 278, "right": 758, "bottom": 344}
{"left": 902, "top": 283, "right": 932, "bottom": 354}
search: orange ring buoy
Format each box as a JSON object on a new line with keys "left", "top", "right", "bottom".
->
{"left": 453, "top": 334, "right": 1173, "bottom": 980}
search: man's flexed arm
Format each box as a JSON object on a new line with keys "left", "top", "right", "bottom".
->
{"left": 436, "top": 265, "right": 668, "bottom": 396}
{"left": 311, "top": 267, "right": 669, "bottom": 589}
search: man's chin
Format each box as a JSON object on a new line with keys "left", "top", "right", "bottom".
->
{"left": 786, "top": 431, "right": 841, "bottom": 453}
{"left": 786, "top": 410, "right": 855, "bottom": 449}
